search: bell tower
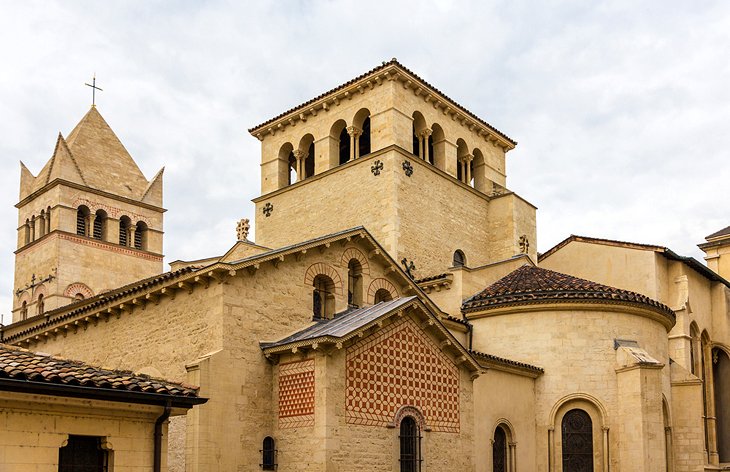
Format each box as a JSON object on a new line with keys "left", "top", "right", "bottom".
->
{"left": 12, "top": 107, "right": 165, "bottom": 322}
{"left": 249, "top": 60, "right": 537, "bottom": 279}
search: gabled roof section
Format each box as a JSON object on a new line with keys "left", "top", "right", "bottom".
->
{"left": 541, "top": 235, "right": 730, "bottom": 288}
{"left": 0, "top": 344, "right": 205, "bottom": 407}
{"left": 248, "top": 59, "right": 516, "bottom": 149}
{"left": 62, "top": 107, "right": 150, "bottom": 199}
{"left": 463, "top": 264, "right": 675, "bottom": 323}
{"left": 260, "top": 296, "right": 483, "bottom": 374}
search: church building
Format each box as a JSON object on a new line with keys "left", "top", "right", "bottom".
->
{"left": 3, "top": 60, "right": 730, "bottom": 472}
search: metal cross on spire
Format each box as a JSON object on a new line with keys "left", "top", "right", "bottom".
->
{"left": 85, "top": 74, "right": 103, "bottom": 107}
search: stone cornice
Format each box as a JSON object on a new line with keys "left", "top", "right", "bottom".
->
{"left": 248, "top": 61, "right": 516, "bottom": 151}
{"left": 16, "top": 178, "right": 166, "bottom": 213}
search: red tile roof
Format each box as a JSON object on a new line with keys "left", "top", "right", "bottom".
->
{"left": 462, "top": 265, "right": 675, "bottom": 321}
{"left": 0, "top": 344, "right": 200, "bottom": 400}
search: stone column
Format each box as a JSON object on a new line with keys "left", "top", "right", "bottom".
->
{"left": 346, "top": 126, "right": 361, "bottom": 161}
{"left": 293, "top": 149, "right": 306, "bottom": 182}
{"left": 419, "top": 129, "right": 432, "bottom": 162}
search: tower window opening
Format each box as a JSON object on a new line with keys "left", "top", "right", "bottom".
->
{"left": 76, "top": 206, "right": 90, "bottom": 237}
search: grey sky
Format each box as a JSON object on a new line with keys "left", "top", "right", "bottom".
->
{"left": 1, "top": 1, "right": 728, "bottom": 323}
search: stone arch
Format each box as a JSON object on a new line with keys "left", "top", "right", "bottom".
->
{"left": 330, "top": 119, "right": 350, "bottom": 166}
{"left": 63, "top": 282, "right": 94, "bottom": 300}
{"left": 367, "top": 278, "right": 399, "bottom": 304}
{"left": 304, "top": 262, "right": 343, "bottom": 295}
{"left": 549, "top": 393, "right": 608, "bottom": 472}
{"left": 340, "top": 248, "right": 370, "bottom": 275}
{"left": 392, "top": 405, "right": 430, "bottom": 431}
{"left": 353, "top": 108, "right": 371, "bottom": 158}
{"left": 431, "top": 123, "right": 446, "bottom": 171}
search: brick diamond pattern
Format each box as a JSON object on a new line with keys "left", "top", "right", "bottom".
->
{"left": 346, "top": 318, "right": 460, "bottom": 432}
{"left": 278, "top": 359, "right": 315, "bottom": 429}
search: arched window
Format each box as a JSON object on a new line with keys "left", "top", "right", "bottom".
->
{"left": 453, "top": 250, "right": 466, "bottom": 267}
{"left": 374, "top": 288, "right": 392, "bottom": 304}
{"left": 399, "top": 416, "right": 421, "bottom": 472}
{"left": 339, "top": 126, "right": 350, "bottom": 165}
{"left": 561, "top": 409, "right": 593, "bottom": 472}
{"left": 347, "top": 259, "right": 363, "bottom": 308}
{"left": 37, "top": 294, "right": 45, "bottom": 316}
{"left": 313, "top": 275, "right": 335, "bottom": 320}
{"left": 93, "top": 210, "right": 107, "bottom": 240}
{"left": 134, "top": 221, "right": 147, "bottom": 250}
{"left": 713, "top": 348, "right": 730, "bottom": 462}
{"left": 20, "top": 301, "right": 28, "bottom": 320}
{"left": 119, "top": 216, "right": 131, "bottom": 246}
{"left": 493, "top": 425, "right": 507, "bottom": 472}
{"left": 76, "top": 206, "right": 90, "bottom": 236}
{"left": 261, "top": 436, "right": 276, "bottom": 470}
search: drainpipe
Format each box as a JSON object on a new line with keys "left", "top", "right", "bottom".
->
{"left": 154, "top": 401, "right": 172, "bottom": 472}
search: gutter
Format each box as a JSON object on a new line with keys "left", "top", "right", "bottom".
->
{"left": 154, "top": 401, "right": 172, "bottom": 472}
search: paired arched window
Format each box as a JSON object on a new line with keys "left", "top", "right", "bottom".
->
{"left": 313, "top": 275, "right": 335, "bottom": 320}
{"left": 119, "top": 216, "right": 131, "bottom": 246}
{"left": 93, "top": 209, "right": 107, "bottom": 240}
{"left": 453, "top": 250, "right": 466, "bottom": 267}
{"left": 261, "top": 436, "right": 276, "bottom": 470}
{"left": 134, "top": 221, "right": 147, "bottom": 250}
{"left": 347, "top": 259, "right": 363, "bottom": 308}
{"left": 561, "top": 409, "right": 593, "bottom": 471}
{"left": 76, "top": 206, "right": 90, "bottom": 236}
{"left": 399, "top": 416, "right": 421, "bottom": 472}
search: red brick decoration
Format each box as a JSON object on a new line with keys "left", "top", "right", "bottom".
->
{"left": 278, "top": 359, "right": 315, "bottom": 429}
{"left": 346, "top": 317, "right": 460, "bottom": 432}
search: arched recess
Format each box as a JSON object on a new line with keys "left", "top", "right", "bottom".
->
{"left": 298, "top": 134, "right": 316, "bottom": 180}
{"left": 353, "top": 108, "right": 371, "bottom": 158}
{"left": 367, "top": 278, "right": 398, "bottom": 305}
{"left": 548, "top": 393, "right": 609, "bottom": 472}
{"left": 304, "top": 262, "right": 343, "bottom": 295}
{"left": 689, "top": 321, "right": 701, "bottom": 376}
{"left": 340, "top": 248, "right": 370, "bottom": 275}
{"left": 277, "top": 142, "right": 296, "bottom": 186}
{"left": 492, "top": 419, "right": 517, "bottom": 472}
{"left": 64, "top": 282, "right": 94, "bottom": 300}
{"left": 472, "top": 148, "right": 487, "bottom": 191}
{"left": 330, "top": 119, "right": 350, "bottom": 166}
{"left": 431, "top": 123, "right": 446, "bottom": 171}
{"left": 712, "top": 345, "right": 730, "bottom": 462}
{"left": 456, "top": 139, "right": 472, "bottom": 184}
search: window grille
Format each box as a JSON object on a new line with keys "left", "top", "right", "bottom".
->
{"left": 399, "top": 417, "right": 421, "bottom": 472}
{"left": 58, "top": 435, "right": 109, "bottom": 472}
{"left": 562, "top": 409, "right": 593, "bottom": 472}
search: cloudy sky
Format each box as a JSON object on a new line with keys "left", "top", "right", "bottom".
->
{"left": 1, "top": 1, "right": 728, "bottom": 322}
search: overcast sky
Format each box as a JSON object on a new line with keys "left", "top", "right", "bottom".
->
{"left": 1, "top": 1, "right": 728, "bottom": 323}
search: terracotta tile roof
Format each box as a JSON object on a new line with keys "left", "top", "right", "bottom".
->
{"left": 706, "top": 225, "right": 730, "bottom": 240}
{"left": 462, "top": 265, "right": 675, "bottom": 321}
{"left": 0, "top": 344, "right": 201, "bottom": 400}
{"left": 469, "top": 350, "right": 544, "bottom": 374}
{"left": 248, "top": 59, "right": 516, "bottom": 146}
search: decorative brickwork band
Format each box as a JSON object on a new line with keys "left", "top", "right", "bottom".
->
{"left": 278, "top": 359, "right": 315, "bottom": 429}
{"left": 346, "top": 317, "right": 460, "bottom": 432}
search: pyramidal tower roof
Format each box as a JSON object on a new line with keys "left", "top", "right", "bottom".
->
{"left": 24, "top": 107, "right": 156, "bottom": 202}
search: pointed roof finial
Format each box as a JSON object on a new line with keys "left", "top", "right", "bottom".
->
{"left": 84, "top": 74, "right": 103, "bottom": 108}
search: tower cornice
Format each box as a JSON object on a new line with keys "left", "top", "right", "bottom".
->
{"left": 248, "top": 60, "right": 517, "bottom": 151}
